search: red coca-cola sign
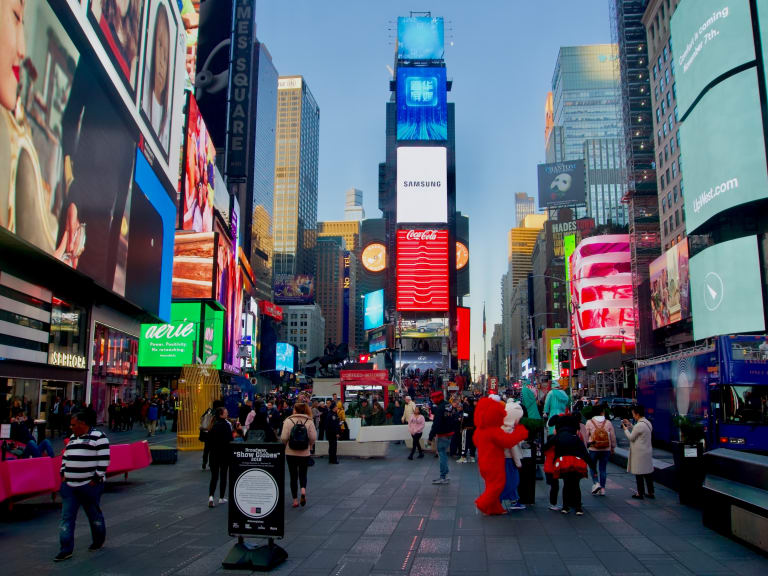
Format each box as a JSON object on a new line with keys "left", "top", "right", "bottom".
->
{"left": 396, "top": 229, "right": 449, "bottom": 312}
{"left": 405, "top": 229, "right": 438, "bottom": 241}
{"left": 259, "top": 300, "right": 284, "bottom": 322}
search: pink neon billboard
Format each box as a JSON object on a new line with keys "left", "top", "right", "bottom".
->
{"left": 569, "top": 235, "right": 635, "bottom": 369}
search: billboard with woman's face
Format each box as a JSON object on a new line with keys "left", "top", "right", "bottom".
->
{"left": 88, "top": 0, "right": 144, "bottom": 94}
{"left": 181, "top": 92, "right": 214, "bottom": 232}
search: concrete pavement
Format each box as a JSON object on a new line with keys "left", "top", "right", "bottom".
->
{"left": 1, "top": 432, "right": 767, "bottom": 576}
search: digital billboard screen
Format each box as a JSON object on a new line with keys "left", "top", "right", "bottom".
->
{"left": 569, "top": 235, "right": 634, "bottom": 369}
{"left": 396, "top": 67, "right": 447, "bottom": 141}
{"left": 182, "top": 93, "right": 215, "bottom": 232}
{"left": 397, "top": 16, "right": 444, "bottom": 60}
{"left": 276, "top": 342, "right": 294, "bottom": 373}
{"left": 0, "top": 0, "right": 178, "bottom": 320}
{"left": 650, "top": 241, "right": 691, "bottom": 330}
{"left": 680, "top": 69, "right": 768, "bottom": 234}
{"left": 689, "top": 235, "right": 765, "bottom": 341}
{"left": 400, "top": 318, "right": 449, "bottom": 338}
{"left": 172, "top": 232, "right": 215, "bottom": 299}
{"left": 138, "top": 302, "right": 201, "bottom": 367}
{"left": 396, "top": 229, "right": 449, "bottom": 312}
{"left": 537, "top": 161, "right": 586, "bottom": 208}
{"left": 671, "top": 0, "right": 755, "bottom": 117}
{"left": 457, "top": 306, "right": 470, "bottom": 361}
{"left": 364, "top": 289, "right": 385, "bottom": 331}
{"left": 273, "top": 274, "right": 315, "bottom": 305}
{"left": 397, "top": 147, "right": 448, "bottom": 223}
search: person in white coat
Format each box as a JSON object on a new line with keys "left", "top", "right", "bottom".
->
{"left": 500, "top": 400, "right": 525, "bottom": 511}
{"left": 622, "top": 404, "right": 655, "bottom": 499}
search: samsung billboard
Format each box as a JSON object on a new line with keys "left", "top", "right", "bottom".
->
{"left": 396, "top": 147, "right": 448, "bottom": 223}
{"left": 396, "top": 67, "right": 447, "bottom": 141}
{"left": 537, "top": 161, "right": 586, "bottom": 208}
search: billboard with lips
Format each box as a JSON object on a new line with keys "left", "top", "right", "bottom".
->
{"left": 569, "top": 235, "right": 634, "bottom": 369}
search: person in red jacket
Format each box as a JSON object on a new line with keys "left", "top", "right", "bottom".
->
{"left": 473, "top": 397, "right": 528, "bottom": 515}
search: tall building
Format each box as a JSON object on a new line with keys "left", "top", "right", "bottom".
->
{"left": 249, "top": 43, "right": 278, "bottom": 300}
{"left": 273, "top": 76, "right": 320, "bottom": 278}
{"left": 279, "top": 304, "right": 325, "bottom": 369}
{"left": 548, "top": 45, "right": 627, "bottom": 226}
{"left": 344, "top": 188, "right": 365, "bottom": 221}
{"left": 317, "top": 221, "right": 360, "bottom": 252}
{"left": 515, "top": 193, "right": 536, "bottom": 227}
{"left": 612, "top": 0, "right": 661, "bottom": 359}
{"left": 643, "top": 0, "right": 684, "bottom": 251}
{"left": 315, "top": 237, "right": 346, "bottom": 349}
{"left": 508, "top": 214, "right": 547, "bottom": 288}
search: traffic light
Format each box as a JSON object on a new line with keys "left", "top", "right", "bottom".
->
{"left": 560, "top": 359, "right": 570, "bottom": 378}
{"left": 558, "top": 348, "right": 569, "bottom": 362}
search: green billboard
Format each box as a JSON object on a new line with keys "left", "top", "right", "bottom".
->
{"left": 138, "top": 303, "right": 202, "bottom": 368}
{"left": 690, "top": 235, "right": 765, "bottom": 341}
{"left": 202, "top": 304, "right": 224, "bottom": 369}
{"left": 671, "top": 0, "right": 755, "bottom": 117}
{"left": 680, "top": 69, "right": 768, "bottom": 233}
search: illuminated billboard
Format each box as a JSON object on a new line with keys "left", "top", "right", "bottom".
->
{"left": 273, "top": 274, "right": 315, "bottom": 305}
{"left": 689, "top": 236, "right": 765, "bottom": 341}
{"left": 546, "top": 217, "right": 595, "bottom": 260}
{"left": 138, "top": 303, "right": 202, "bottom": 367}
{"left": 396, "top": 229, "right": 449, "bottom": 312}
{"left": 172, "top": 232, "right": 215, "bottom": 299}
{"left": 396, "top": 67, "right": 447, "bottom": 141}
{"left": 650, "top": 241, "right": 691, "bottom": 330}
{"left": 671, "top": 0, "right": 755, "bottom": 117}
{"left": 457, "top": 307, "right": 470, "bottom": 361}
{"left": 456, "top": 242, "right": 469, "bottom": 270}
{"left": 537, "top": 161, "right": 586, "bottom": 208}
{"left": 364, "top": 289, "right": 385, "bottom": 331}
{"left": 276, "top": 342, "right": 294, "bottom": 373}
{"left": 397, "top": 147, "right": 448, "bottom": 223}
{"left": 397, "top": 16, "right": 444, "bottom": 60}
{"left": 400, "top": 318, "right": 449, "bottom": 338}
{"left": 680, "top": 69, "right": 768, "bottom": 234}
{"left": 181, "top": 93, "right": 215, "bottom": 232}
{"left": 569, "top": 235, "right": 634, "bottom": 369}
{"left": 361, "top": 243, "right": 386, "bottom": 272}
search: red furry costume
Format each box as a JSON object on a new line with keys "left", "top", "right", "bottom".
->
{"left": 473, "top": 397, "right": 528, "bottom": 515}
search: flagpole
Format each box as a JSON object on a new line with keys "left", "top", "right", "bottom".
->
{"left": 482, "top": 301, "right": 487, "bottom": 388}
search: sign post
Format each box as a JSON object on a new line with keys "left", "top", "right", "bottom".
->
{"left": 222, "top": 442, "right": 287, "bottom": 570}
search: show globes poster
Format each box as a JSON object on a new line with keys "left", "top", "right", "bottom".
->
{"left": 228, "top": 443, "right": 285, "bottom": 538}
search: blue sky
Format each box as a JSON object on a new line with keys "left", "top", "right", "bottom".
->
{"left": 255, "top": 0, "right": 612, "bottom": 373}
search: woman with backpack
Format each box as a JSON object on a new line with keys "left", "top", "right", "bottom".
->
{"left": 208, "top": 407, "right": 233, "bottom": 508}
{"left": 280, "top": 402, "right": 317, "bottom": 508}
{"left": 586, "top": 403, "right": 616, "bottom": 496}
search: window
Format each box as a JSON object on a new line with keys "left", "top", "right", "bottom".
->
{"left": 674, "top": 106, "right": 678, "bottom": 122}
{"left": 658, "top": 129, "right": 662, "bottom": 144}
{"left": 663, "top": 220, "right": 668, "bottom": 235}
{"left": 663, "top": 123, "right": 668, "bottom": 137}
{"left": 666, "top": 91, "right": 672, "bottom": 108}
{"left": 676, "top": 130, "right": 681, "bottom": 149}
{"left": 662, "top": 196, "right": 666, "bottom": 212}
{"left": 653, "top": 64, "right": 658, "bottom": 80}
{"left": 658, "top": 153, "right": 663, "bottom": 168}
{"left": 658, "top": 56, "right": 663, "bottom": 70}
{"left": 661, "top": 174, "right": 666, "bottom": 189}
{"left": 665, "top": 68, "right": 671, "bottom": 84}
{"left": 672, "top": 160, "right": 678, "bottom": 179}
{"left": 673, "top": 186, "right": 678, "bottom": 202}
{"left": 667, "top": 192, "right": 672, "bottom": 207}
{"left": 656, "top": 107, "right": 661, "bottom": 123}
{"left": 663, "top": 45, "right": 669, "bottom": 62}
{"left": 670, "top": 136, "right": 676, "bottom": 154}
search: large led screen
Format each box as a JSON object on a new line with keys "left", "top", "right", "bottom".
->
{"left": 138, "top": 302, "right": 201, "bottom": 367}
{"left": 681, "top": 69, "right": 768, "bottom": 234}
{"left": 181, "top": 93, "right": 215, "bottom": 232}
{"left": 273, "top": 274, "right": 315, "bottom": 305}
{"left": 537, "top": 161, "right": 586, "bottom": 208}
{"left": 400, "top": 318, "right": 449, "bottom": 338}
{"left": 689, "top": 236, "right": 765, "bottom": 341}
{"left": 457, "top": 306, "right": 470, "bottom": 361}
{"left": 671, "top": 0, "right": 755, "bottom": 117}
{"left": 397, "top": 16, "right": 444, "bottom": 60}
{"left": 396, "top": 147, "right": 448, "bottom": 223}
{"left": 0, "top": 0, "right": 177, "bottom": 320}
{"left": 650, "top": 241, "right": 691, "bottom": 330}
{"left": 172, "top": 231, "right": 215, "bottom": 299}
{"left": 396, "top": 67, "right": 447, "bottom": 141}
{"left": 364, "top": 289, "right": 385, "bottom": 331}
{"left": 276, "top": 342, "right": 294, "bottom": 373}
{"left": 396, "top": 229, "right": 449, "bottom": 312}
{"left": 569, "top": 235, "right": 634, "bottom": 369}
{"left": 214, "top": 220, "right": 243, "bottom": 373}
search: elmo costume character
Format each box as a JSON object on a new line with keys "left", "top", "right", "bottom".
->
{"left": 473, "top": 397, "right": 528, "bottom": 515}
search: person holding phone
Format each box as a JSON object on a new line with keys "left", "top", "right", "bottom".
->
{"left": 622, "top": 405, "right": 655, "bottom": 499}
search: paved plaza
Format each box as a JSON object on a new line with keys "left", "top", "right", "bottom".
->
{"left": 2, "top": 432, "right": 767, "bottom": 576}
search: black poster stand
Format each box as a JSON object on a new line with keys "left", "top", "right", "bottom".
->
{"left": 222, "top": 441, "right": 287, "bottom": 571}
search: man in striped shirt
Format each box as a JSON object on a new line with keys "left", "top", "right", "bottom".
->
{"left": 55, "top": 407, "right": 110, "bottom": 562}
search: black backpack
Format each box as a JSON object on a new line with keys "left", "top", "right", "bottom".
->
{"left": 288, "top": 417, "right": 310, "bottom": 451}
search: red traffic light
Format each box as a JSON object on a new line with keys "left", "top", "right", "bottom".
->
{"left": 358, "top": 354, "right": 370, "bottom": 363}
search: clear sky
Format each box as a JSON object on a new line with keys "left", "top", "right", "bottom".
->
{"left": 255, "top": 0, "right": 612, "bottom": 374}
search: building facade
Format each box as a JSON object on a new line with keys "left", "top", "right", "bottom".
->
{"left": 273, "top": 76, "right": 320, "bottom": 278}
{"left": 515, "top": 193, "right": 536, "bottom": 228}
{"left": 508, "top": 214, "right": 548, "bottom": 288}
{"left": 279, "top": 304, "right": 325, "bottom": 369}
{"left": 344, "top": 188, "right": 365, "bottom": 221}
{"left": 317, "top": 221, "right": 361, "bottom": 252}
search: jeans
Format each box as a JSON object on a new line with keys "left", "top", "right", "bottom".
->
{"left": 286, "top": 455, "right": 309, "bottom": 499}
{"left": 159, "top": 415, "right": 167, "bottom": 431}
{"left": 22, "top": 438, "right": 54, "bottom": 458}
{"left": 500, "top": 459, "right": 520, "bottom": 503}
{"left": 590, "top": 450, "right": 610, "bottom": 488}
{"left": 461, "top": 429, "right": 475, "bottom": 458}
{"left": 59, "top": 482, "right": 105, "bottom": 554}
{"left": 436, "top": 436, "right": 451, "bottom": 478}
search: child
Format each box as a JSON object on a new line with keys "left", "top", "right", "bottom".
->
{"left": 500, "top": 400, "right": 525, "bottom": 511}
{"left": 552, "top": 413, "right": 596, "bottom": 516}
{"left": 543, "top": 415, "right": 562, "bottom": 511}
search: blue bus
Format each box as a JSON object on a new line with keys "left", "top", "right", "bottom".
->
{"left": 637, "top": 335, "right": 768, "bottom": 454}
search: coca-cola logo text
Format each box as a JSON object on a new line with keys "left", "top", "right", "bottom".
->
{"left": 405, "top": 229, "right": 439, "bottom": 241}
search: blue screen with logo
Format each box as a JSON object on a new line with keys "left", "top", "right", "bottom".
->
{"left": 276, "top": 342, "right": 294, "bottom": 373}
{"left": 397, "top": 67, "right": 447, "bottom": 141}
{"left": 397, "top": 16, "right": 444, "bottom": 60}
{"left": 364, "top": 289, "right": 385, "bottom": 331}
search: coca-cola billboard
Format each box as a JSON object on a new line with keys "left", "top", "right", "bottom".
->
{"left": 396, "top": 229, "right": 450, "bottom": 312}
{"left": 259, "top": 301, "right": 284, "bottom": 322}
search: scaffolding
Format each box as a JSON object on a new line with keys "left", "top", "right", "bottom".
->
{"left": 176, "top": 364, "right": 221, "bottom": 451}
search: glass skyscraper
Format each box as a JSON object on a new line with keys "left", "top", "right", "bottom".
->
{"left": 273, "top": 76, "right": 320, "bottom": 277}
{"left": 547, "top": 45, "right": 627, "bottom": 227}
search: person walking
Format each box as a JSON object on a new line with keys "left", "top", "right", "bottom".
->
{"left": 402, "top": 396, "right": 415, "bottom": 425}
{"left": 543, "top": 382, "right": 569, "bottom": 433}
{"left": 55, "top": 407, "right": 110, "bottom": 562}
{"left": 553, "top": 414, "right": 595, "bottom": 516}
{"left": 623, "top": 404, "right": 655, "bottom": 499}
{"left": 146, "top": 399, "right": 159, "bottom": 437}
{"left": 324, "top": 402, "right": 341, "bottom": 464}
{"left": 586, "top": 403, "right": 616, "bottom": 495}
{"left": 207, "top": 407, "right": 233, "bottom": 507}
{"left": 428, "top": 390, "right": 458, "bottom": 484}
{"left": 280, "top": 402, "right": 317, "bottom": 507}
{"left": 407, "top": 405, "right": 426, "bottom": 459}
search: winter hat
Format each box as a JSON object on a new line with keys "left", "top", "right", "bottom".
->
{"left": 488, "top": 394, "right": 501, "bottom": 402}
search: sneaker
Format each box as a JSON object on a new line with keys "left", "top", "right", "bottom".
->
{"left": 407, "top": 455, "right": 414, "bottom": 460}
{"left": 432, "top": 477, "right": 449, "bottom": 485}
{"left": 468, "top": 457, "right": 476, "bottom": 463}
{"left": 218, "top": 498, "right": 228, "bottom": 504}
{"left": 631, "top": 493, "right": 644, "bottom": 500}
{"left": 53, "top": 552, "right": 72, "bottom": 562}
{"left": 208, "top": 496, "right": 214, "bottom": 508}
{"left": 591, "top": 482, "right": 601, "bottom": 495}
{"left": 509, "top": 503, "right": 527, "bottom": 511}
{"left": 561, "top": 507, "right": 570, "bottom": 515}
{"left": 456, "top": 457, "right": 467, "bottom": 464}
{"left": 599, "top": 488, "right": 606, "bottom": 496}
{"left": 548, "top": 504, "right": 562, "bottom": 511}
{"left": 575, "top": 509, "right": 584, "bottom": 516}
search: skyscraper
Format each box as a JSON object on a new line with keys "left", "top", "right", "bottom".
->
{"left": 344, "top": 188, "right": 365, "bottom": 221}
{"left": 548, "top": 45, "right": 627, "bottom": 227}
{"left": 273, "top": 76, "right": 320, "bottom": 278}
{"left": 515, "top": 193, "right": 535, "bottom": 227}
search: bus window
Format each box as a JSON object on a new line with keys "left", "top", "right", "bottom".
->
{"left": 722, "top": 386, "right": 768, "bottom": 424}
